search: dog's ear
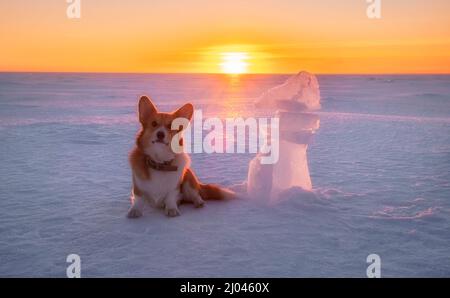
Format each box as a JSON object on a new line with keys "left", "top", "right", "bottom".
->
{"left": 138, "top": 95, "right": 157, "bottom": 125}
{"left": 173, "top": 103, "right": 194, "bottom": 122}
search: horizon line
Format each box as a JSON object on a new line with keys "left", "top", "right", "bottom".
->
{"left": 1, "top": 70, "right": 450, "bottom": 76}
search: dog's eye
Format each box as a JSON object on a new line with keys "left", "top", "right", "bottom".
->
{"left": 151, "top": 121, "right": 158, "bottom": 127}
{"left": 166, "top": 123, "right": 172, "bottom": 130}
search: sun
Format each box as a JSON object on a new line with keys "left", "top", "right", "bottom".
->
{"left": 220, "top": 52, "right": 249, "bottom": 74}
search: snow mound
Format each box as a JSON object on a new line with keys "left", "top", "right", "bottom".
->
{"left": 255, "top": 71, "right": 321, "bottom": 110}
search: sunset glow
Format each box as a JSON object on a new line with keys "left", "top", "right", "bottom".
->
{"left": 0, "top": 0, "right": 449, "bottom": 74}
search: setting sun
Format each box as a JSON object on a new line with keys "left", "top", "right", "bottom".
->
{"left": 220, "top": 52, "right": 249, "bottom": 74}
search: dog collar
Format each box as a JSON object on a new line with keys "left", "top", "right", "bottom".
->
{"left": 146, "top": 156, "right": 178, "bottom": 172}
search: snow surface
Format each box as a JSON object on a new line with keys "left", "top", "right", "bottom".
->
{"left": 0, "top": 73, "right": 450, "bottom": 277}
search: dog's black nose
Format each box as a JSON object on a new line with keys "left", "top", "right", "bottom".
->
{"left": 157, "top": 131, "right": 165, "bottom": 140}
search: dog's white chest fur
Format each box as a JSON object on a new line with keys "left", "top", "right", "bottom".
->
{"left": 134, "top": 170, "right": 181, "bottom": 206}
{"left": 133, "top": 154, "right": 189, "bottom": 207}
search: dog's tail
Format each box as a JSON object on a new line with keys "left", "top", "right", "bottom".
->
{"left": 199, "top": 183, "right": 236, "bottom": 201}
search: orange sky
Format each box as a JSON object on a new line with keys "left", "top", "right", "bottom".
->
{"left": 1, "top": 0, "right": 450, "bottom": 74}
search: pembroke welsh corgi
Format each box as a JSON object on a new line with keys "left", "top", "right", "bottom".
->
{"left": 127, "top": 95, "right": 234, "bottom": 218}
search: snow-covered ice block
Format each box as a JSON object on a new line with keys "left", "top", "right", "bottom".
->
{"left": 247, "top": 141, "right": 313, "bottom": 200}
{"left": 277, "top": 111, "right": 320, "bottom": 132}
{"left": 247, "top": 71, "right": 321, "bottom": 202}
{"left": 280, "top": 130, "right": 315, "bottom": 145}
{"left": 247, "top": 155, "right": 273, "bottom": 199}
{"left": 255, "top": 71, "right": 321, "bottom": 110}
{"left": 271, "top": 141, "right": 312, "bottom": 194}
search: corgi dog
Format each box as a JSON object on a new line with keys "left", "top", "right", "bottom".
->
{"left": 127, "top": 95, "right": 234, "bottom": 218}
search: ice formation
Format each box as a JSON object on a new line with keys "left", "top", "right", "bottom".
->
{"left": 248, "top": 71, "right": 321, "bottom": 202}
{"left": 255, "top": 71, "right": 321, "bottom": 111}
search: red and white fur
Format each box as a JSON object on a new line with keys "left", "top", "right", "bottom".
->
{"left": 127, "top": 95, "right": 234, "bottom": 218}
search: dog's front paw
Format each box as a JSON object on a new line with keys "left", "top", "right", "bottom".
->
{"left": 127, "top": 208, "right": 143, "bottom": 219}
{"left": 165, "top": 207, "right": 180, "bottom": 217}
{"left": 194, "top": 199, "right": 205, "bottom": 208}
